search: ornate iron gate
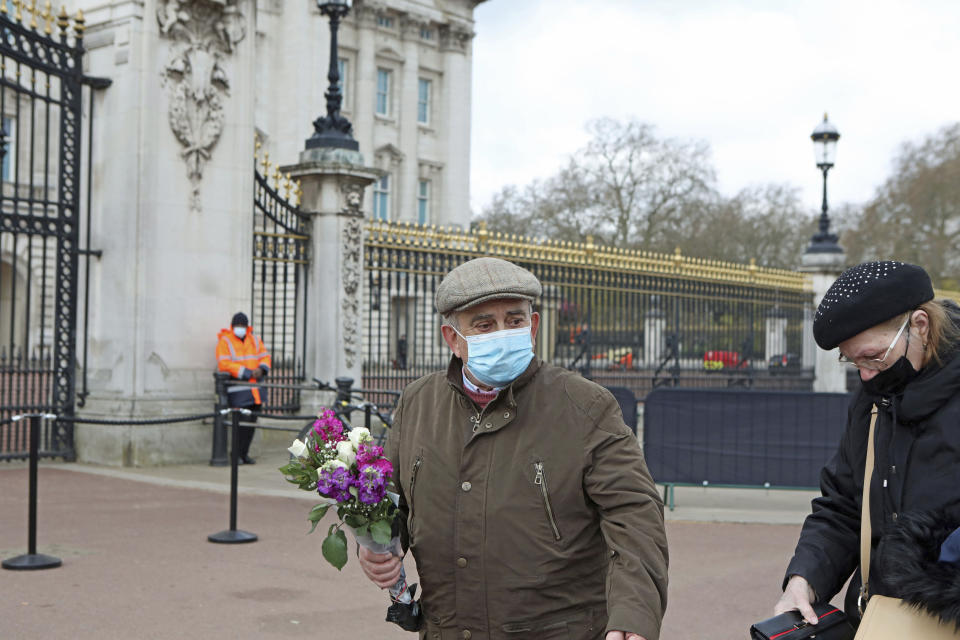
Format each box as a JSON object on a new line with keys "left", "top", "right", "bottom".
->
{"left": 252, "top": 150, "right": 308, "bottom": 412}
{"left": 0, "top": 7, "right": 100, "bottom": 460}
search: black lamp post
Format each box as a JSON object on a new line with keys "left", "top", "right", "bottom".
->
{"left": 806, "top": 113, "right": 842, "bottom": 253}
{"left": 305, "top": 0, "right": 359, "bottom": 151}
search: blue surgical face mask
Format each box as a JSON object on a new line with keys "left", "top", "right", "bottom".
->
{"left": 454, "top": 326, "right": 534, "bottom": 388}
{"left": 233, "top": 327, "right": 247, "bottom": 339}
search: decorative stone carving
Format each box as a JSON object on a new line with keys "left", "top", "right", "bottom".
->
{"left": 438, "top": 23, "right": 473, "bottom": 52}
{"left": 158, "top": 0, "right": 246, "bottom": 210}
{"left": 340, "top": 181, "right": 365, "bottom": 368}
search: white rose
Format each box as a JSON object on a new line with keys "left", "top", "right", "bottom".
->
{"left": 347, "top": 427, "right": 372, "bottom": 449}
{"left": 336, "top": 441, "right": 357, "bottom": 467}
{"left": 287, "top": 438, "right": 308, "bottom": 458}
{"left": 321, "top": 458, "right": 348, "bottom": 472}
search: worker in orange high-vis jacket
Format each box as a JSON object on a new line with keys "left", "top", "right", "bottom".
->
{"left": 216, "top": 312, "right": 272, "bottom": 464}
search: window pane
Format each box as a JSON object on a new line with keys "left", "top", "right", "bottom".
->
{"left": 337, "top": 59, "right": 348, "bottom": 108}
{"left": 417, "top": 180, "right": 429, "bottom": 225}
{"left": 377, "top": 69, "right": 390, "bottom": 116}
{"left": 417, "top": 79, "right": 430, "bottom": 124}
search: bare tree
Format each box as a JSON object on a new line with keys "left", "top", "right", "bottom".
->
{"left": 582, "top": 118, "right": 715, "bottom": 249}
{"left": 841, "top": 123, "right": 960, "bottom": 288}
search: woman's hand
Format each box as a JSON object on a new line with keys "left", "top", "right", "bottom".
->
{"left": 605, "top": 632, "right": 645, "bottom": 640}
{"left": 774, "top": 574, "right": 818, "bottom": 625}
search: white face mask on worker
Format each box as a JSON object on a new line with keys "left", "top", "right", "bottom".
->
{"left": 233, "top": 327, "right": 247, "bottom": 339}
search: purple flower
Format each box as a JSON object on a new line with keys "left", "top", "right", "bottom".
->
{"left": 356, "top": 443, "right": 385, "bottom": 466}
{"left": 357, "top": 466, "right": 387, "bottom": 504}
{"left": 312, "top": 409, "right": 346, "bottom": 446}
{"left": 317, "top": 466, "right": 352, "bottom": 501}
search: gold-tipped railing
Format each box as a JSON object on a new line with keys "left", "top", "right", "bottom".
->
{"left": 366, "top": 220, "right": 812, "bottom": 293}
{"left": 0, "top": 1, "right": 85, "bottom": 39}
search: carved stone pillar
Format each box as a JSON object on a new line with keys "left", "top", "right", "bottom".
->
{"left": 799, "top": 251, "right": 848, "bottom": 392}
{"left": 283, "top": 148, "right": 380, "bottom": 395}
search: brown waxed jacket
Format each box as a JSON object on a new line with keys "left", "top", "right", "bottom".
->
{"left": 387, "top": 357, "right": 668, "bottom": 640}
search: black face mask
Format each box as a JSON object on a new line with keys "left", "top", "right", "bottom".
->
{"left": 860, "top": 355, "right": 919, "bottom": 396}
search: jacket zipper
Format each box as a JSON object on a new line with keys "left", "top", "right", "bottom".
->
{"left": 534, "top": 461, "right": 562, "bottom": 541}
{"left": 409, "top": 453, "right": 423, "bottom": 517}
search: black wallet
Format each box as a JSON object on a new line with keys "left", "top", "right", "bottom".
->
{"left": 750, "top": 603, "right": 854, "bottom": 640}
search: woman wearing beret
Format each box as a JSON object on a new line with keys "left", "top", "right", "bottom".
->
{"left": 773, "top": 261, "right": 960, "bottom": 629}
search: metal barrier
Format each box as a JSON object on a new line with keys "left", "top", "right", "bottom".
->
{"left": 643, "top": 388, "right": 850, "bottom": 509}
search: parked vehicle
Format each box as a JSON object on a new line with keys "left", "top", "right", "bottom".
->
{"left": 703, "top": 350, "right": 744, "bottom": 370}
{"left": 768, "top": 353, "right": 801, "bottom": 372}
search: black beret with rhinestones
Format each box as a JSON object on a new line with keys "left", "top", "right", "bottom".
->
{"left": 813, "top": 261, "right": 934, "bottom": 350}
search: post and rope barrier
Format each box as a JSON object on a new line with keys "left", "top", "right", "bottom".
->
{"left": 208, "top": 408, "right": 258, "bottom": 544}
{"left": 3, "top": 413, "right": 63, "bottom": 571}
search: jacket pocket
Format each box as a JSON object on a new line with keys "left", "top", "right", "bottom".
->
{"left": 409, "top": 451, "right": 423, "bottom": 518}
{"left": 534, "top": 460, "right": 562, "bottom": 541}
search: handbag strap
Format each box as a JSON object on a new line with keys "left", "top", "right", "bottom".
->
{"left": 859, "top": 405, "right": 879, "bottom": 612}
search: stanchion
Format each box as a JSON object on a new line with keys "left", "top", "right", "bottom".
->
{"left": 208, "top": 408, "right": 258, "bottom": 544}
{"left": 3, "top": 414, "right": 63, "bottom": 570}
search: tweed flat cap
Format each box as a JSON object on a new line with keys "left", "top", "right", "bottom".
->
{"left": 813, "top": 261, "right": 934, "bottom": 350}
{"left": 435, "top": 257, "right": 542, "bottom": 315}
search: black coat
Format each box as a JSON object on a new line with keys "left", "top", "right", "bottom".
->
{"left": 784, "top": 308, "right": 960, "bottom": 619}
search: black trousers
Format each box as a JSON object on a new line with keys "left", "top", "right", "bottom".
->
{"left": 234, "top": 405, "right": 261, "bottom": 458}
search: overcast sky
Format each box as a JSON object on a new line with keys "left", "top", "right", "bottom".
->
{"left": 469, "top": 0, "right": 960, "bottom": 218}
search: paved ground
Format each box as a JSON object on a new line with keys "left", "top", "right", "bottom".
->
{"left": 0, "top": 451, "right": 833, "bottom": 640}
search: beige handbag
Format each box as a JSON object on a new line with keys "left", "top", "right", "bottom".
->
{"left": 853, "top": 407, "right": 960, "bottom": 639}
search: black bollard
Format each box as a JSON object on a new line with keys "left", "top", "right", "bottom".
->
{"left": 209, "top": 372, "right": 230, "bottom": 466}
{"left": 3, "top": 414, "right": 62, "bottom": 570}
{"left": 208, "top": 409, "right": 257, "bottom": 544}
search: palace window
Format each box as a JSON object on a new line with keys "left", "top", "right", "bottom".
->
{"left": 337, "top": 58, "right": 349, "bottom": 109}
{"left": 376, "top": 68, "right": 392, "bottom": 117}
{"left": 420, "top": 27, "right": 433, "bottom": 40}
{"left": 374, "top": 174, "right": 391, "bottom": 221}
{"left": 377, "top": 15, "right": 394, "bottom": 28}
{"left": 417, "top": 78, "right": 431, "bottom": 125}
{"left": 417, "top": 180, "right": 430, "bottom": 225}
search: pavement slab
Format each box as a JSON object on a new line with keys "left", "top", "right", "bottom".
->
{"left": 0, "top": 458, "right": 830, "bottom": 640}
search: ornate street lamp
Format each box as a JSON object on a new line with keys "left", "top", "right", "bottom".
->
{"left": 305, "top": 0, "right": 359, "bottom": 151}
{"left": 805, "top": 113, "right": 842, "bottom": 253}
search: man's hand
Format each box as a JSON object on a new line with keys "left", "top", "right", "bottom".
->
{"left": 250, "top": 368, "right": 263, "bottom": 380}
{"left": 358, "top": 546, "right": 402, "bottom": 588}
{"left": 774, "top": 574, "right": 818, "bottom": 625}
{"left": 605, "top": 632, "right": 645, "bottom": 640}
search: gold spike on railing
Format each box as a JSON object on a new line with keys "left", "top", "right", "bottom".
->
{"left": 13, "top": 0, "right": 23, "bottom": 22}
{"left": 27, "top": 0, "right": 38, "bottom": 29}
{"left": 41, "top": 1, "right": 52, "bottom": 34}
{"left": 56, "top": 5, "right": 68, "bottom": 33}
{"left": 294, "top": 180, "right": 303, "bottom": 207}
{"left": 73, "top": 8, "right": 84, "bottom": 37}
{"left": 260, "top": 151, "right": 270, "bottom": 176}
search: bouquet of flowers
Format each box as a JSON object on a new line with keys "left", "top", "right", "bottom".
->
{"left": 279, "top": 408, "right": 422, "bottom": 630}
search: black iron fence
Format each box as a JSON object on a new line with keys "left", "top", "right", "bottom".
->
{"left": 363, "top": 222, "right": 816, "bottom": 400}
{"left": 0, "top": 8, "right": 107, "bottom": 460}
{"left": 251, "top": 149, "right": 308, "bottom": 413}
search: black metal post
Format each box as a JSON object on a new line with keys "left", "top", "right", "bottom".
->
{"left": 335, "top": 376, "right": 354, "bottom": 420}
{"left": 305, "top": 2, "right": 358, "bottom": 151}
{"left": 805, "top": 166, "right": 842, "bottom": 253}
{"left": 3, "top": 415, "right": 62, "bottom": 570}
{"left": 208, "top": 409, "right": 257, "bottom": 544}
{"left": 210, "top": 372, "right": 230, "bottom": 466}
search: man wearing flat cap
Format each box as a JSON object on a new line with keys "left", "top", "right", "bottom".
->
{"left": 359, "top": 257, "right": 669, "bottom": 640}
{"left": 774, "top": 261, "right": 960, "bottom": 628}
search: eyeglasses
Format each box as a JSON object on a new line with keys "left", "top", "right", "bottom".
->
{"left": 838, "top": 316, "right": 910, "bottom": 370}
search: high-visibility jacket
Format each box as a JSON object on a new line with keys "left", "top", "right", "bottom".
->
{"left": 216, "top": 327, "right": 272, "bottom": 407}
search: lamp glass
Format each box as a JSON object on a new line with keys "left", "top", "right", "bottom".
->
{"left": 814, "top": 138, "right": 837, "bottom": 167}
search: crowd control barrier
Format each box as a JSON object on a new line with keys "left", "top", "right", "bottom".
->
{"left": 643, "top": 388, "right": 850, "bottom": 509}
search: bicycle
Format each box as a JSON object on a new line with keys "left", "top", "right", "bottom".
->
{"left": 295, "top": 378, "right": 400, "bottom": 450}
